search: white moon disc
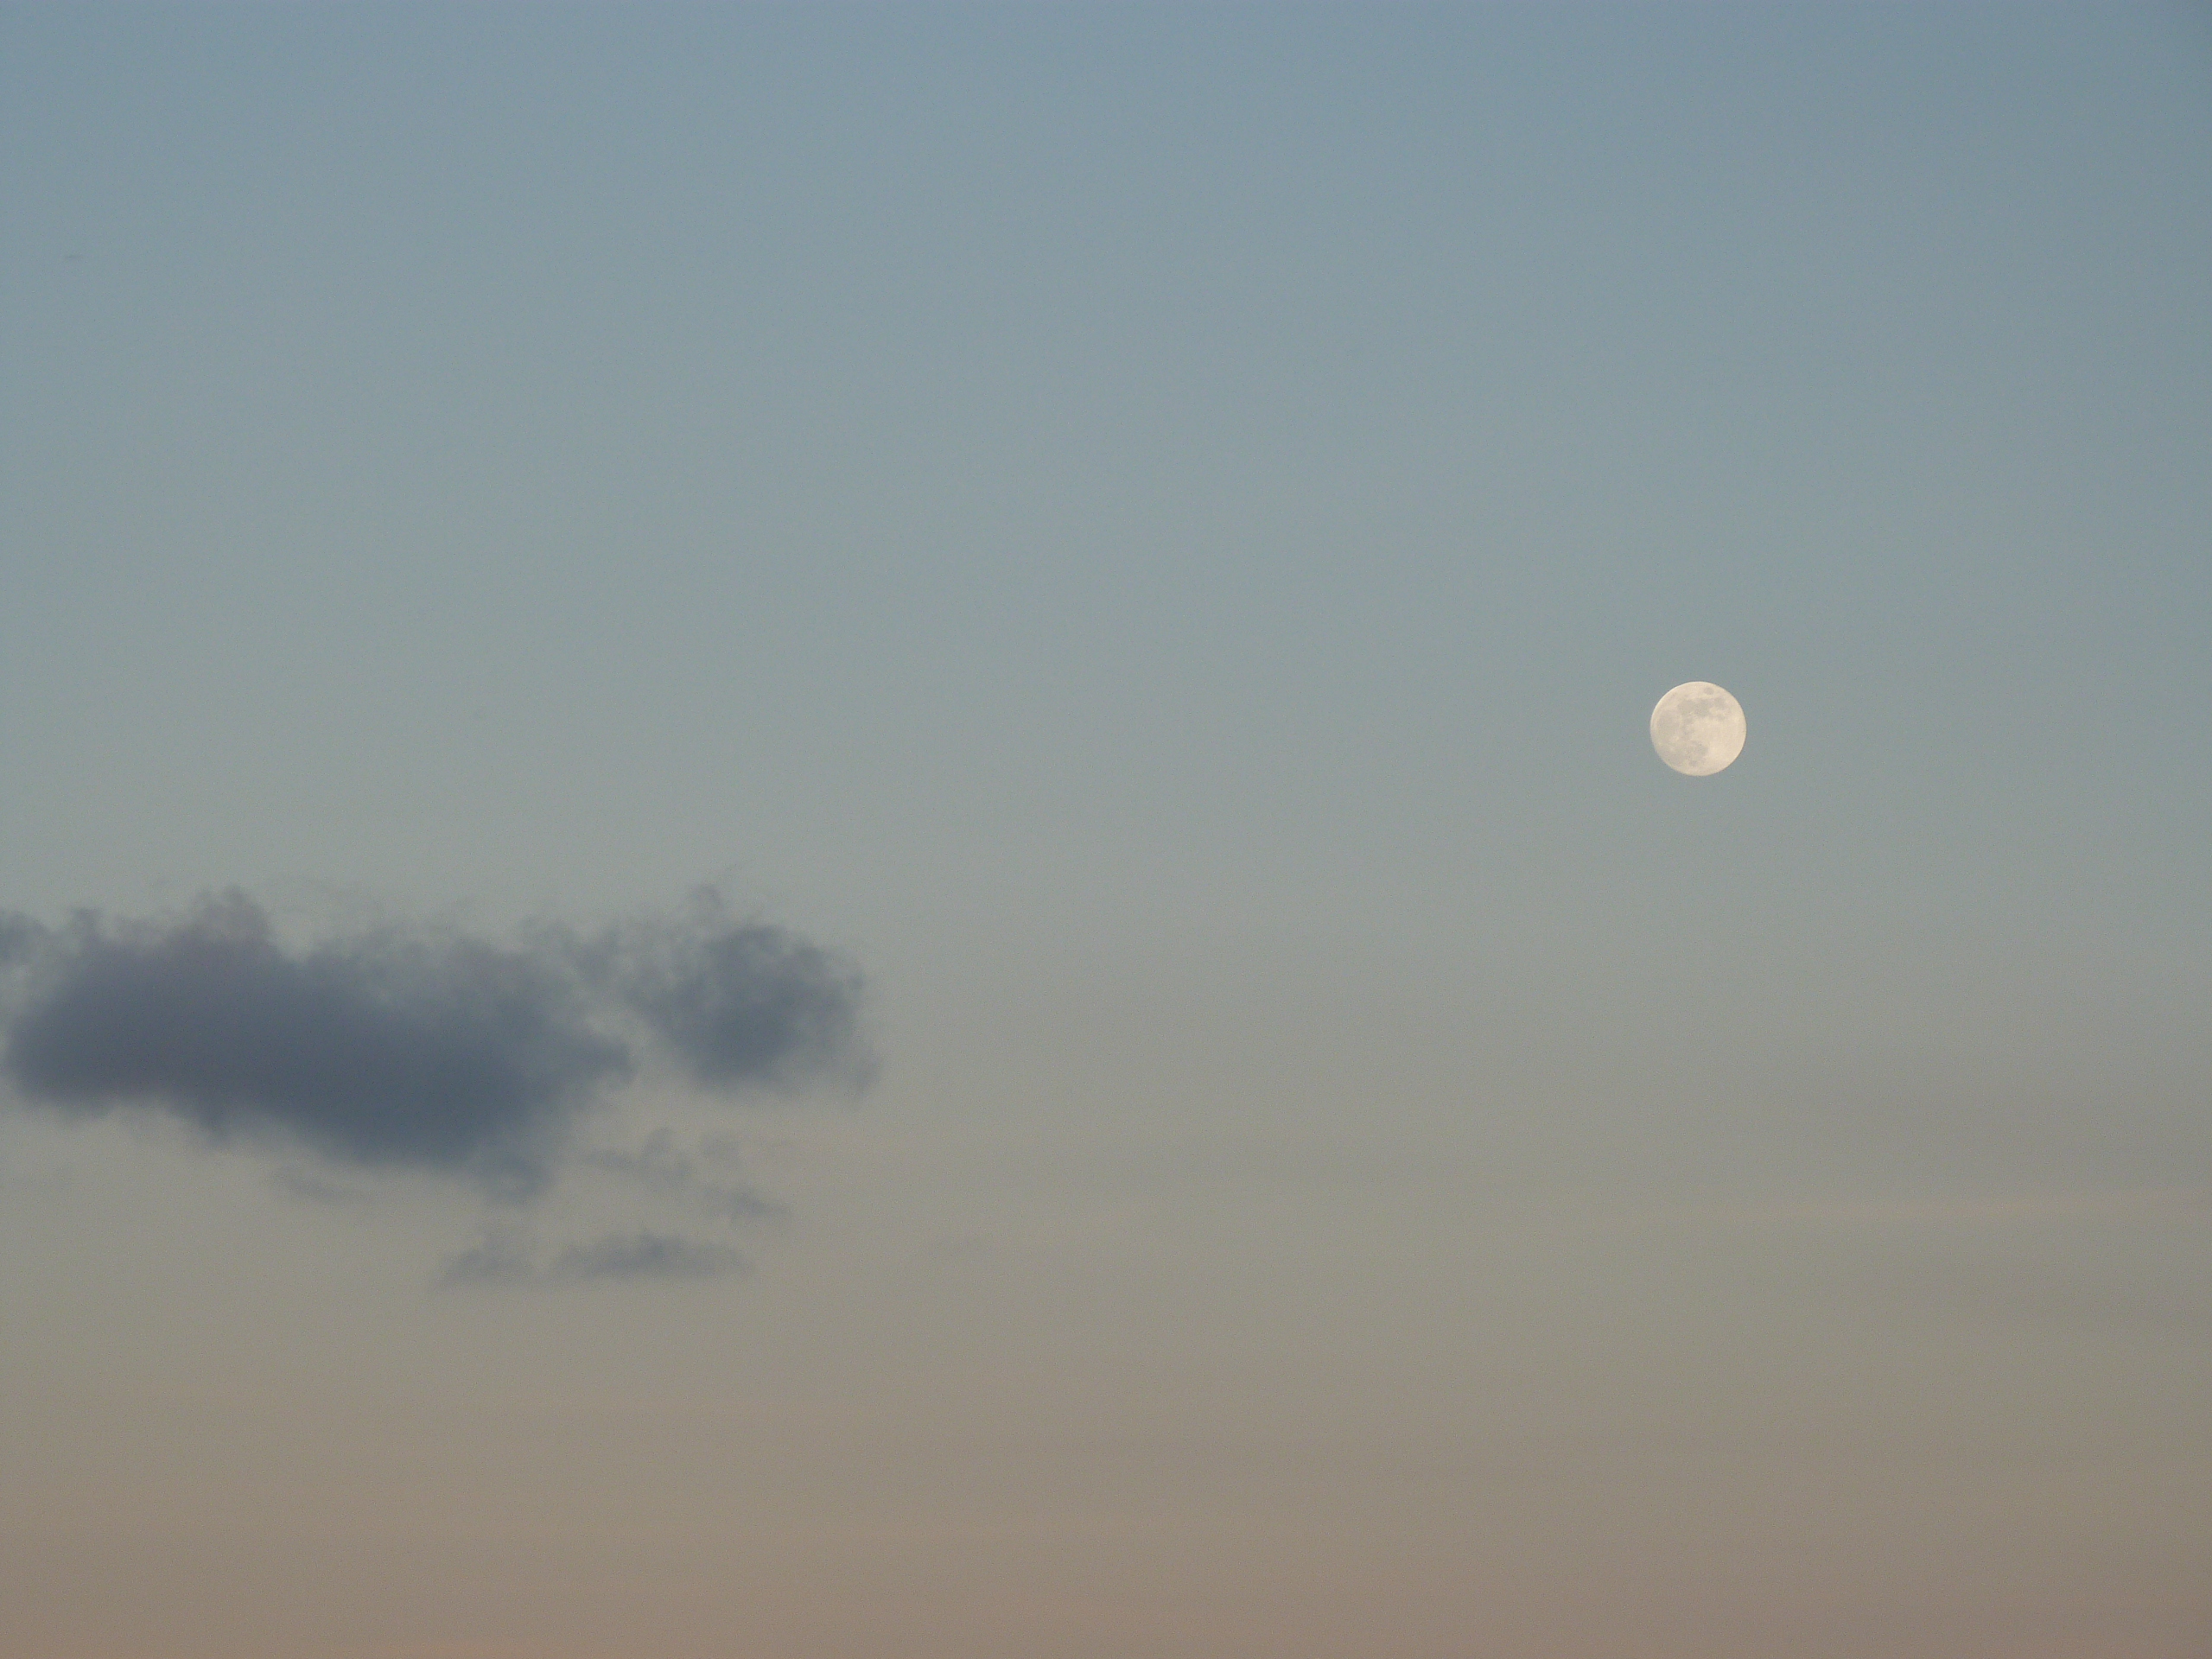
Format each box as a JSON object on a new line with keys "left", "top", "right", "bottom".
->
{"left": 1649, "top": 682, "right": 1746, "bottom": 776}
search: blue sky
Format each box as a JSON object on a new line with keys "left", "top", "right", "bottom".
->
{"left": 3, "top": 7, "right": 2209, "bottom": 1656}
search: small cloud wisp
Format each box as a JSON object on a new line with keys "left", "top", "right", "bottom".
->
{"left": 439, "top": 1225, "right": 747, "bottom": 1288}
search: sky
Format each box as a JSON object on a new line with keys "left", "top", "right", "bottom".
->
{"left": 2, "top": 4, "right": 2209, "bottom": 1656}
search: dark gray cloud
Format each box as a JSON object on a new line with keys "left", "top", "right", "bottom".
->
{"left": 1, "top": 893, "right": 624, "bottom": 1190}
{"left": 0, "top": 889, "right": 865, "bottom": 1192}
{"left": 0, "top": 912, "right": 42, "bottom": 967}
{"left": 439, "top": 1226, "right": 746, "bottom": 1287}
{"left": 609, "top": 899, "right": 870, "bottom": 1094}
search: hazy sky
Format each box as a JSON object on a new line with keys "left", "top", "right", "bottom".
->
{"left": 3, "top": 6, "right": 2209, "bottom": 1657}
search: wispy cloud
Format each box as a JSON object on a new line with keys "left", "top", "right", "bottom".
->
{"left": 552, "top": 1230, "right": 747, "bottom": 1282}
{"left": 438, "top": 1225, "right": 747, "bottom": 1288}
{"left": 580, "top": 1127, "right": 784, "bottom": 1223}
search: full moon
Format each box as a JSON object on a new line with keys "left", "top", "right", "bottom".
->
{"left": 1650, "top": 682, "right": 1746, "bottom": 776}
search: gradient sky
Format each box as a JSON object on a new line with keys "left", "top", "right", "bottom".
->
{"left": 3, "top": 6, "right": 2209, "bottom": 1657}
